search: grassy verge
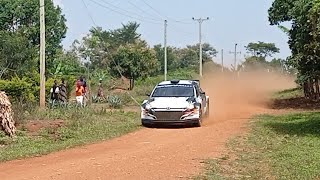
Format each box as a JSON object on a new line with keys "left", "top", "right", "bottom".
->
{"left": 272, "top": 87, "right": 303, "bottom": 100}
{"left": 196, "top": 112, "right": 320, "bottom": 179}
{"left": 0, "top": 107, "right": 140, "bottom": 162}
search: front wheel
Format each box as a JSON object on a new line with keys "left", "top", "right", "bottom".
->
{"left": 142, "top": 121, "right": 152, "bottom": 128}
{"left": 194, "top": 119, "right": 202, "bottom": 127}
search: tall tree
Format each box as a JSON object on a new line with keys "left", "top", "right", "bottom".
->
{"left": 73, "top": 22, "right": 142, "bottom": 70}
{"left": 112, "top": 22, "right": 141, "bottom": 45}
{"left": 153, "top": 44, "right": 178, "bottom": 73}
{"left": 245, "top": 41, "right": 280, "bottom": 58}
{"left": 0, "top": 0, "right": 67, "bottom": 78}
{"left": 186, "top": 43, "right": 218, "bottom": 63}
{"left": 269, "top": 0, "right": 320, "bottom": 99}
{"left": 110, "top": 41, "right": 160, "bottom": 80}
{"left": 0, "top": 31, "right": 37, "bottom": 78}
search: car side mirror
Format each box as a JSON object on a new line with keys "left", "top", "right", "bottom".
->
{"left": 146, "top": 93, "right": 151, "bottom": 96}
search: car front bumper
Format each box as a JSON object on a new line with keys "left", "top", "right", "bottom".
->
{"left": 141, "top": 109, "right": 200, "bottom": 126}
{"left": 141, "top": 118, "right": 200, "bottom": 126}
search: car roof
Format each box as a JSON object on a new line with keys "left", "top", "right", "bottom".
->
{"left": 157, "top": 80, "right": 195, "bottom": 86}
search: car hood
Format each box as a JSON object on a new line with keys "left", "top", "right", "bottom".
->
{"left": 148, "top": 97, "right": 191, "bottom": 109}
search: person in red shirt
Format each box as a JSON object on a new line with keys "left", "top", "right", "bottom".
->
{"left": 75, "top": 79, "right": 85, "bottom": 107}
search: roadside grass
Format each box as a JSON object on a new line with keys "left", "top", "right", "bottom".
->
{"left": 0, "top": 107, "right": 140, "bottom": 162}
{"left": 272, "top": 87, "right": 303, "bottom": 100}
{"left": 195, "top": 112, "right": 320, "bottom": 180}
{"left": 271, "top": 87, "right": 320, "bottom": 110}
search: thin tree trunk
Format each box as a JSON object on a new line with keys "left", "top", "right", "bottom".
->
{"left": 309, "top": 78, "right": 316, "bottom": 100}
{"left": 315, "top": 78, "right": 320, "bottom": 100}
{"left": 0, "top": 91, "right": 16, "bottom": 137}
{"left": 303, "top": 81, "right": 310, "bottom": 99}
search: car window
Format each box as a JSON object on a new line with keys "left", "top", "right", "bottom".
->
{"left": 151, "top": 85, "right": 194, "bottom": 97}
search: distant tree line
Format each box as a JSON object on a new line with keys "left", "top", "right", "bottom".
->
{"left": 0, "top": 0, "right": 222, "bottom": 101}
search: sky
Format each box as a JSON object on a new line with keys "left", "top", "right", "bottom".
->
{"left": 52, "top": 0, "right": 291, "bottom": 67}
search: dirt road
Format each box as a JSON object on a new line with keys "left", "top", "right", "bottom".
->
{"left": 0, "top": 72, "right": 295, "bottom": 180}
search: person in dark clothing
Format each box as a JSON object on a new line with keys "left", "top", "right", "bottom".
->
{"left": 50, "top": 80, "right": 59, "bottom": 102}
{"left": 59, "top": 78, "right": 68, "bottom": 104}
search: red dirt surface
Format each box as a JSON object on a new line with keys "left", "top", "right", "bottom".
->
{"left": 0, "top": 71, "right": 295, "bottom": 180}
{"left": 16, "top": 120, "right": 65, "bottom": 137}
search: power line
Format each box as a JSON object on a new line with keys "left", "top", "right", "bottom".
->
{"left": 82, "top": 0, "right": 99, "bottom": 27}
{"left": 81, "top": 0, "right": 122, "bottom": 75}
{"left": 128, "top": 1, "right": 162, "bottom": 21}
{"left": 98, "top": 0, "right": 162, "bottom": 22}
{"left": 81, "top": 0, "right": 141, "bottom": 105}
{"left": 169, "top": 24, "right": 194, "bottom": 36}
{"left": 140, "top": 0, "right": 191, "bottom": 24}
{"left": 140, "top": 0, "right": 165, "bottom": 19}
{"left": 87, "top": 0, "right": 162, "bottom": 25}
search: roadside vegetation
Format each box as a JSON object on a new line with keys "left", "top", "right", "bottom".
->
{"left": 196, "top": 112, "right": 320, "bottom": 180}
{"left": 272, "top": 87, "right": 303, "bottom": 100}
{"left": 0, "top": 108, "right": 140, "bottom": 162}
{"left": 196, "top": 87, "right": 320, "bottom": 180}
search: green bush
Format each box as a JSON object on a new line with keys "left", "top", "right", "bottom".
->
{"left": 0, "top": 77, "right": 37, "bottom": 102}
{"left": 0, "top": 74, "right": 78, "bottom": 103}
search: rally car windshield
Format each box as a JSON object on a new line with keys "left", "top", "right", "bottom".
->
{"left": 151, "top": 85, "right": 194, "bottom": 97}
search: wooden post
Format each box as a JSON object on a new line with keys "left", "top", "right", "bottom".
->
{"left": 39, "top": 0, "right": 46, "bottom": 108}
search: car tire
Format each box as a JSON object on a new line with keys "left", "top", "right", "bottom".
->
{"left": 194, "top": 119, "right": 202, "bottom": 127}
{"left": 142, "top": 121, "right": 152, "bottom": 128}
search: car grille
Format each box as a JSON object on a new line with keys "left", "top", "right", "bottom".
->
{"left": 153, "top": 111, "right": 185, "bottom": 121}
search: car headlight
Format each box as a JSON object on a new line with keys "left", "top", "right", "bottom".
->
{"left": 142, "top": 103, "right": 153, "bottom": 115}
{"left": 144, "top": 103, "right": 151, "bottom": 110}
{"left": 186, "top": 103, "right": 195, "bottom": 110}
{"left": 184, "top": 103, "right": 197, "bottom": 114}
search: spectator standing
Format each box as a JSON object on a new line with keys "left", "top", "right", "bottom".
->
{"left": 59, "top": 78, "right": 68, "bottom": 105}
{"left": 50, "top": 80, "right": 59, "bottom": 107}
{"left": 75, "top": 79, "right": 85, "bottom": 107}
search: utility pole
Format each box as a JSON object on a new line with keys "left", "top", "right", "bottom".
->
{"left": 39, "top": 0, "right": 46, "bottom": 108}
{"left": 164, "top": 20, "right": 167, "bottom": 81}
{"left": 229, "top": 43, "right": 241, "bottom": 71}
{"left": 221, "top": 49, "right": 224, "bottom": 72}
{"left": 192, "top": 17, "right": 209, "bottom": 77}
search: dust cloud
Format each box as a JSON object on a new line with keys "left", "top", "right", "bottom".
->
{"left": 201, "top": 70, "right": 296, "bottom": 124}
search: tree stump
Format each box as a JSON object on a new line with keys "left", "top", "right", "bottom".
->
{"left": 0, "top": 91, "right": 16, "bottom": 137}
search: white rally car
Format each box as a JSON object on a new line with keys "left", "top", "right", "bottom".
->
{"left": 141, "top": 79, "right": 210, "bottom": 127}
